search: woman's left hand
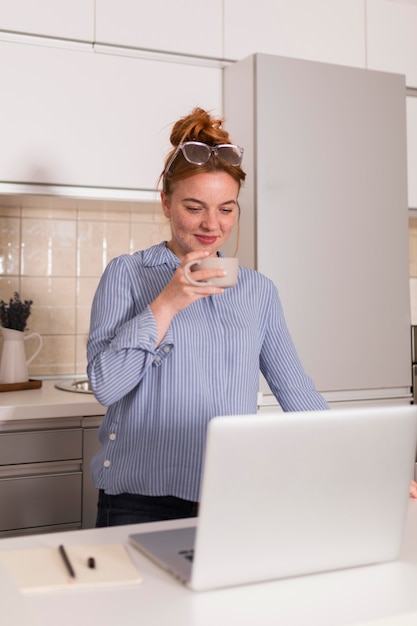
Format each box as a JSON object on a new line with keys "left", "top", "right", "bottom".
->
{"left": 410, "top": 480, "right": 417, "bottom": 498}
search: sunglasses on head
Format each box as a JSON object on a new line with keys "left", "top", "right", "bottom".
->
{"left": 163, "top": 141, "right": 244, "bottom": 178}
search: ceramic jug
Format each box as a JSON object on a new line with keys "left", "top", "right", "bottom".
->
{"left": 0, "top": 327, "right": 43, "bottom": 384}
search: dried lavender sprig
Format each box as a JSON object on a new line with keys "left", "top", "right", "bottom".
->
{"left": 0, "top": 292, "right": 33, "bottom": 332}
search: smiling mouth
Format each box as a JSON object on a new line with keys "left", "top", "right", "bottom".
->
{"left": 195, "top": 235, "right": 218, "bottom": 244}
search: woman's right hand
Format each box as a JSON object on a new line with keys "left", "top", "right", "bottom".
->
{"left": 149, "top": 251, "right": 225, "bottom": 345}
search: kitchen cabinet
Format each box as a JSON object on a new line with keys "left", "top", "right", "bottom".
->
{"left": 224, "top": 53, "right": 411, "bottom": 403}
{"left": 0, "top": 423, "right": 82, "bottom": 536}
{"left": 0, "top": 0, "right": 94, "bottom": 41}
{"left": 223, "top": 0, "right": 365, "bottom": 68}
{"left": 0, "top": 41, "right": 222, "bottom": 191}
{"left": 407, "top": 97, "right": 417, "bottom": 209}
{"left": 366, "top": 0, "right": 417, "bottom": 89}
{"left": 0, "top": 411, "right": 104, "bottom": 537}
{"left": 95, "top": 0, "right": 223, "bottom": 58}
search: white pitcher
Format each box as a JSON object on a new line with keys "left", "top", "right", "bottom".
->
{"left": 0, "top": 327, "right": 43, "bottom": 384}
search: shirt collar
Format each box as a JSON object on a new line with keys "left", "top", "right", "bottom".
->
{"left": 142, "top": 242, "right": 180, "bottom": 268}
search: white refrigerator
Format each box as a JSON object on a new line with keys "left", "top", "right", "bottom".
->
{"left": 223, "top": 53, "right": 411, "bottom": 407}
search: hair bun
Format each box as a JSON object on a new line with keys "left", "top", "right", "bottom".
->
{"left": 170, "top": 107, "right": 231, "bottom": 147}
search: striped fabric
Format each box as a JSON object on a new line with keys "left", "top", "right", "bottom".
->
{"left": 87, "top": 242, "right": 328, "bottom": 501}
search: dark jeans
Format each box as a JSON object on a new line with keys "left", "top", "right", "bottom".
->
{"left": 96, "top": 490, "right": 199, "bottom": 527}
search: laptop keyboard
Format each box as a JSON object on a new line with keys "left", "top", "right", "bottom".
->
{"left": 178, "top": 549, "right": 194, "bottom": 562}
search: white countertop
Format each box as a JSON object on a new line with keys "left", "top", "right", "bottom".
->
{"left": 0, "top": 379, "right": 105, "bottom": 423}
{"left": 2, "top": 501, "right": 417, "bottom": 626}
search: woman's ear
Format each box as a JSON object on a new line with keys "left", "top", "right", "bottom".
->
{"left": 161, "top": 191, "right": 171, "bottom": 218}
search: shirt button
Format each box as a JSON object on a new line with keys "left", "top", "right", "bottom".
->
{"left": 103, "top": 460, "right": 111, "bottom": 468}
{"left": 163, "top": 346, "right": 171, "bottom": 353}
{"left": 109, "top": 433, "right": 116, "bottom": 441}
{"left": 154, "top": 356, "right": 161, "bottom": 363}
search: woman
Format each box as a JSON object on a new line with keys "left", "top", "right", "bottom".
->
{"left": 87, "top": 107, "right": 329, "bottom": 527}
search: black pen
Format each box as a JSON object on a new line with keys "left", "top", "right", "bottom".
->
{"left": 58, "top": 544, "right": 76, "bottom": 578}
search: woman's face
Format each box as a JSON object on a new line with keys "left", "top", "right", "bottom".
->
{"left": 161, "top": 171, "right": 239, "bottom": 260}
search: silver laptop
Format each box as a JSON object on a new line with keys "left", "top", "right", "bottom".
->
{"left": 129, "top": 405, "right": 417, "bottom": 591}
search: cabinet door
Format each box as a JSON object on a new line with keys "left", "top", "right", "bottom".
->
{"left": 0, "top": 471, "right": 81, "bottom": 531}
{"left": 0, "top": 41, "right": 222, "bottom": 190}
{"left": 367, "top": 0, "right": 417, "bottom": 88}
{"left": 224, "top": 54, "right": 411, "bottom": 398}
{"left": 0, "top": 429, "right": 82, "bottom": 466}
{"left": 96, "top": 0, "right": 223, "bottom": 57}
{"left": 223, "top": 0, "right": 365, "bottom": 68}
{"left": 0, "top": 0, "right": 94, "bottom": 41}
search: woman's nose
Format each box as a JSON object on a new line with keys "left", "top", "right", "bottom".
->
{"left": 201, "top": 211, "right": 219, "bottom": 230}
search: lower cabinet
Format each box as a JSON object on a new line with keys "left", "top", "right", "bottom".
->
{"left": 82, "top": 423, "right": 101, "bottom": 529}
{"left": 0, "top": 416, "right": 103, "bottom": 537}
{"left": 0, "top": 471, "right": 82, "bottom": 535}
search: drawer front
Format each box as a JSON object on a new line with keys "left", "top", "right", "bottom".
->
{"left": 0, "top": 429, "right": 82, "bottom": 465}
{"left": 0, "top": 472, "right": 82, "bottom": 531}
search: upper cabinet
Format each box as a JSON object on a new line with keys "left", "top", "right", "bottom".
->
{"left": 95, "top": 0, "right": 223, "bottom": 57}
{"left": 0, "top": 0, "right": 94, "bottom": 41}
{"left": 223, "top": 0, "right": 366, "bottom": 67}
{"left": 366, "top": 0, "right": 417, "bottom": 88}
{"left": 0, "top": 41, "right": 222, "bottom": 190}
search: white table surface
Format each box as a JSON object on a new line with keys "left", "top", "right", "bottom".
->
{"left": 2, "top": 500, "right": 417, "bottom": 626}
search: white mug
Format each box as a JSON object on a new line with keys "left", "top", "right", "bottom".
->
{"left": 183, "top": 257, "right": 239, "bottom": 288}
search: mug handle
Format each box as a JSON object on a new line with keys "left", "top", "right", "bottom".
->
{"left": 24, "top": 332, "right": 43, "bottom": 365}
{"left": 183, "top": 259, "right": 210, "bottom": 286}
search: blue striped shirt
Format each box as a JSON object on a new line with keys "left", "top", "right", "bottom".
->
{"left": 87, "top": 242, "right": 328, "bottom": 501}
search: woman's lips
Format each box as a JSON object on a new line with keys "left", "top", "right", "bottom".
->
{"left": 195, "top": 235, "right": 218, "bottom": 245}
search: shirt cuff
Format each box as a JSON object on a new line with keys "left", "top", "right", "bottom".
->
{"left": 110, "top": 305, "right": 174, "bottom": 357}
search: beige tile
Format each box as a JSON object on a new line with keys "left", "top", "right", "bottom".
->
{"left": 28, "top": 335, "right": 76, "bottom": 377}
{"left": 75, "top": 334, "right": 88, "bottom": 376}
{"left": 78, "top": 206, "right": 131, "bottom": 222}
{"left": 130, "top": 216, "right": 171, "bottom": 251}
{"left": 0, "top": 216, "right": 21, "bottom": 275}
{"left": 129, "top": 202, "right": 162, "bottom": 223}
{"left": 0, "top": 277, "right": 21, "bottom": 303}
{"left": 409, "top": 217, "right": 417, "bottom": 233}
{"left": 0, "top": 206, "right": 21, "bottom": 217}
{"left": 76, "top": 305, "right": 93, "bottom": 335}
{"left": 22, "top": 204, "right": 77, "bottom": 220}
{"left": 77, "top": 220, "right": 130, "bottom": 276}
{"left": 76, "top": 277, "right": 99, "bottom": 334}
{"left": 21, "top": 194, "right": 93, "bottom": 215}
{"left": 410, "top": 278, "right": 417, "bottom": 325}
{"left": 76, "top": 276, "right": 100, "bottom": 304}
{"left": 20, "top": 277, "right": 76, "bottom": 335}
{"left": 21, "top": 217, "right": 76, "bottom": 276}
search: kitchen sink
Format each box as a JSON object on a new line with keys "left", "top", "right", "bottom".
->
{"left": 55, "top": 379, "right": 93, "bottom": 394}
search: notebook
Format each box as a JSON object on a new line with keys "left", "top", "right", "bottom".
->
{"left": 129, "top": 405, "right": 417, "bottom": 591}
{"left": 0, "top": 544, "right": 142, "bottom": 592}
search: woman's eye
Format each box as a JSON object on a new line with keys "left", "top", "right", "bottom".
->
{"left": 220, "top": 208, "right": 233, "bottom": 214}
{"left": 186, "top": 206, "right": 201, "bottom": 212}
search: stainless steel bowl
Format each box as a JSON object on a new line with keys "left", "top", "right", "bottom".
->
{"left": 55, "top": 379, "right": 93, "bottom": 394}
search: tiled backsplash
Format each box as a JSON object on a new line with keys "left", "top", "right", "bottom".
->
{"left": 0, "top": 195, "right": 170, "bottom": 377}
{"left": 1, "top": 201, "right": 416, "bottom": 378}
